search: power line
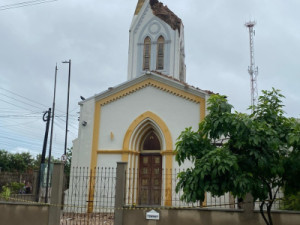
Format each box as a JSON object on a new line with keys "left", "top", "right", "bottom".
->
{"left": 0, "top": 87, "right": 50, "bottom": 109}
{"left": 0, "top": 119, "right": 39, "bottom": 128}
{"left": 0, "top": 92, "right": 46, "bottom": 111}
{"left": 55, "top": 116, "right": 78, "bottom": 130}
{"left": 0, "top": 87, "right": 67, "bottom": 114}
{"left": 0, "top": 114, "right": 41, "bottom": 118}
{"left": 0, "top": 135, "right": 43, "bottom": 146}
{"left": 0, "top": 134, "right": 63, "bottom": 151}
{"left": 0, "top": 140, "right": 62, "bottom": 157}
{"left": 0, "top": 97, "right": 40, "bottom": 112}
{"left": 54, "top": 120, "right": 77, "bottom": 137}
{"left": 0, "top": 0, "right": 58, "bottom": 11}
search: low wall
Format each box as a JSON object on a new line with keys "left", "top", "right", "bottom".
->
{"left": 0, "top": 201, "right": 49, "bottom": 225}
{"left": 123, "top": 207, "right": 300, "bottom": 225}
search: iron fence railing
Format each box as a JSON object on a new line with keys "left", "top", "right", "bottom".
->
{"left": 62, "top": 167, "right": 116, "bottom": 225}
{"left": 125, "top": 168, "right": 239, "bottom": 209}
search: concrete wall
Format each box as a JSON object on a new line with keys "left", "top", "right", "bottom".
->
{"left": 0, "top": 202, "right": 49, "bottom": 225}
{"left": 123, "top": 208, "right": 300, "bottom": 225}
{"left": 0, "top": 163, "right": 65, "bottom": 225}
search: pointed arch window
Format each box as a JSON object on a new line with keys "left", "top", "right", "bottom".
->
{"left": 142, "top": 131, "right": 161, "bottom": 150}
{"left": 156, "top": 36, "right": 164, "bottom": 70}
{"left": 143, "top": 37, "right": 151, "bottom": 70}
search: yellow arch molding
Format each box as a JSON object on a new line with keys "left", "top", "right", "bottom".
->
{"left": 122, "top": 111, "right": 173, "bottom": 206}
{"left": 122, "top": 111, "right": 172, "bottom": 150}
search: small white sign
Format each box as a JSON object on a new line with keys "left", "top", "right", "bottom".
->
{"left": 146, "top": 210, "right": 160, "bottom": 220}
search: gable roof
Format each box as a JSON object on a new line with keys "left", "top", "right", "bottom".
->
{"left": 134, "top": 0, "right": 145, "bottom": 15}
{"left": 80, "top": 72, "right": 212, "bottom": 106}
{"left": 151, "top": 70, "right": 215, "bottom": 95}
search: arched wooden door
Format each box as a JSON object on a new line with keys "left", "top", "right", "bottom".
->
{"left": 138, "top": 131, "right": 162, "bottom": 205}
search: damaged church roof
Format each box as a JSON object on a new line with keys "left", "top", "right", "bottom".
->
{"left": 150, "top": 0, "right": 182, "bottom": 32}
{"left": 134, "top": 0, "right": 182, "bottom": 33}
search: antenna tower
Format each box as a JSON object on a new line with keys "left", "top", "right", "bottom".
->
{"left": 245, "top": 21, "right": 258, "bottom": 109}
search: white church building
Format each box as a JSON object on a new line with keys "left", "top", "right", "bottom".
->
{"left": 70, "top": 0, "right": 222, "bottom": 210}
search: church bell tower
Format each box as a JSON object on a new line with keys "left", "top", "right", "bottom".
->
{"left": 127, "top": 0, "right": 186, "bottom": 82}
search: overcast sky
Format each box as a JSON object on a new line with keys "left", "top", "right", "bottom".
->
{"left": 0, "top": 0, "right": 299, "bottom": 158}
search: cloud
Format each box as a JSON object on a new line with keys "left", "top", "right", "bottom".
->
{"left": 0, "top": 0, "right": 299, "bottom": 158}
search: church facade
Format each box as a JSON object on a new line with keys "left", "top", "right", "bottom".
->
{"left": 71, "top": 0, "right": 214, "bottom": 210}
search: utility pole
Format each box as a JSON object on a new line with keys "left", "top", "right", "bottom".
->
{"left": 62, "top": 59, "right": 71, "bottom": 156}
{"left": 36, "top": 108, "right": 51, "bottom": 202}
{"left": 45, "top": 64, "right": 58, "bottom": 203}
{"left": 245, "top": 21, "right": 258, "bottom": 110}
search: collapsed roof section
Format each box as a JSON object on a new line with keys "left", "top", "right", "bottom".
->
{"left": 150, "top": 0, "right": 182, "bottom": 32}
{"left": 134, "top": 0, "right": 182, "bottom": 33}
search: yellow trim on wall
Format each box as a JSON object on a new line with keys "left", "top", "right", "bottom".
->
{"left": 88, "top": 102, "right": 100, "bottom": 213}
{"left": 97, "top": 79, "right": 204, "bottom": 107}
{"left": 97, "top": 150, "right": 139, "bottom": 155}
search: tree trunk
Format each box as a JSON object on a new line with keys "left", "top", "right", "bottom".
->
{"left": 260, "top": 201, "right": 270, "bottom": 225}
{"left": 267, "top": 203, "right": 273, "bottom": 225}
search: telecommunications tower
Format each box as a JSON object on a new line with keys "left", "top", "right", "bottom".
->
{"left": 245, "top": 21, "right": 258, "bottom": 109}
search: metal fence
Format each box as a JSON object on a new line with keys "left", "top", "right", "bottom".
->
{"left": 0, "top": 165, "right": 295, "bottom": 225}
{"left": 254, "top": 189, "right": 285, "bottom": 210}
{"left": 62, "top": 167, "right": 116, "bottom": 225}
{"left": 125, "top": 168, "right": 239, "bottom": 209}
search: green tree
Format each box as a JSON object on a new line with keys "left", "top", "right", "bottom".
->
{"left": 0, "top": 150, "right": 35, "bottom": 172}
{"left": 0, "top": 150, "right": 10, "bottom": 171}
{"left": 9, "top": 152, "right": 35, "bottom": 172}
{"left": 0, "top": 150, "right": 62, "bottom": 173}
{"left": 175, "top": 88, "right": 300, "bottom": 225}
{"left": 33, "top": 154, "right": 61, "bottom": 170}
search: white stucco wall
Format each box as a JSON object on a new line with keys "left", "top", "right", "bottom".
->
{"left": 71, "top": 98, "right": 95, "bottom": 168}
{"left": 97, "top": 154, "right": 122, "bottom": 168}
{"left": 98, "top": 86, "right": 200, "bottom": 151}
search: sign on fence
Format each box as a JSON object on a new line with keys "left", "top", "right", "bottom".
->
{"left": 146, "top": 210, "right": 160, "bottom": 220}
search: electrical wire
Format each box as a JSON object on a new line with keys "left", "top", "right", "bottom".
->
{"left": 0, "top": 0, "right": 58, "bottom": 11}
{"left": 0, "top": 92, "right": 46, "bottom": 111}
{"left": 0, "top": 87, "right": 66, "bottom": 114}
{"left": 0, "top": 97, "right": 40, "bottom": 112}
{"left": 0, "top": 88, "right": 78, "bottom": 156}
{"left": 55, "top": 116, "right": 78, "bottom": 131}
{"left": 0, "top": 114, "right": 41, "bottom": 118}
{"left": 0, "top": 119, "right": 39, "bottom": 128}
{"left": 54, "top": 120, "right": 77, "bottom": 137}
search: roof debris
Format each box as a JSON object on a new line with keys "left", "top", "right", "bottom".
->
{"left": 151, "top": 70, "right": 215, "bottom": 95}
{"left": 150, "top": 0, "right": 182, "bottom": 33}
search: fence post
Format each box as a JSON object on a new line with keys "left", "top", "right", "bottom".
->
{"left": 240, "top": 193, "right": 259, "bottom": 223}
{"left": 32, "top": 171, "right": 38, "bottom": 199}
{"left": 115, "top": 162, "right": 127, "bottom": 225}
{"left": 48, "top": 162, "right": 64, "bottom": 225}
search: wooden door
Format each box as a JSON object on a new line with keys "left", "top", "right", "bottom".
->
{"left": 139, "top": 154, "right": 162, "bottom": 205}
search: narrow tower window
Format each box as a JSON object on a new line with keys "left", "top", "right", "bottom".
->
{"left": 156, "top": 36, "right": 164, "bottom": 70}
{"left": 143, "top": 37, "right": 151, "bottom": 70}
